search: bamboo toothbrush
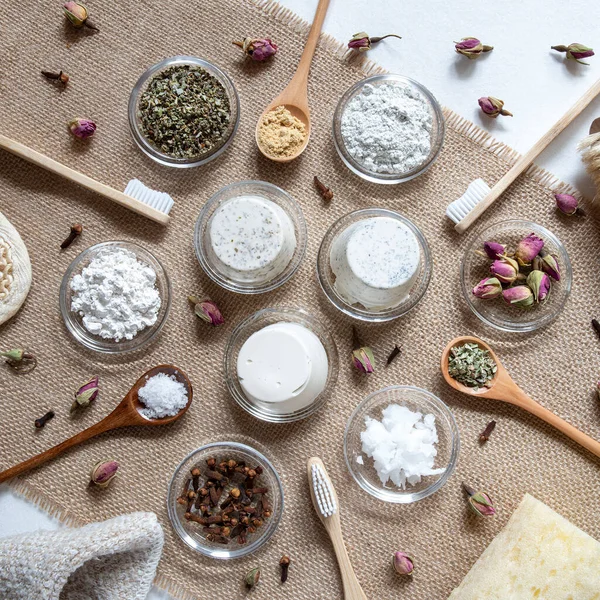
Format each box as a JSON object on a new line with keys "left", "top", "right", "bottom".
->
{"left": 0, "top": 134, "right": 173, "bottom": 225}
{"left": 447, "top": 77, "right": 600, "bottom": 233}
{"left": 307, "top": 457, "right": 367, "bottom": 600}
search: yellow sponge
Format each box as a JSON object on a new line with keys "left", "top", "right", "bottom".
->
{"left": 449, "top": 494, "right": 600, "bottom": 599}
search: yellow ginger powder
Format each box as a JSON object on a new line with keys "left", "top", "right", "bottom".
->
{"left": 258, "top": 106, "right": 307, "bottom": 158}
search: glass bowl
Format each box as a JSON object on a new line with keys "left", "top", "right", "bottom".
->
{"left": 344, "top": 386, "right": 460, "bottom": 503}
{"left": 332, "top": 74, "right": 445, "bottom": 184}
{"left": 167, "top": 441, "right": 284, "bottom": 560}
{"left": 317, "top": 208, "right": 432, "bottom": 322}
{"left": 461, "top": 219, "right": 572, "bottom": 332}
{"left": 194, "top": 181, "right": 307, "bottom": 294}
{"left": 224, "top": 307, "right": 339, "bottom": 423}
{"left": 128, "top": 56, "right": 240, "bottom": 168}
{"left": 59, "top": 241, "right": 171, "bottom": 354}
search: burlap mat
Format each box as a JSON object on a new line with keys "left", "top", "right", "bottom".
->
{"left": 1, "top": 1, "right": 599, "bottom": 598}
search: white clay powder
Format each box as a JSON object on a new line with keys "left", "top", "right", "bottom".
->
{"left": 359, "top": 403, "right": 445, "bottom": 489}
{"left": 138, "top": 372, "right": 188, "bottom": 419}
{"left": 70, "top": 247, "right": 161, "bottom": 341}
{"left": 341, "top": 82, "right": 433, "bottom": 174}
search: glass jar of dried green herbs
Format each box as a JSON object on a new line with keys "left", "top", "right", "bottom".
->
{"left": 129, "top": 57, "right": 240, "bottom": 167}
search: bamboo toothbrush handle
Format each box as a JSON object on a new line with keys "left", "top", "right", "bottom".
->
{"left": 0, "top": 134, "right": 170, "bottom": 225}
{"left": 455, "top": 77, "right": 600, "bottom": 233}
{"left": 327, "top": 523, "right": 368, "bottom": 600}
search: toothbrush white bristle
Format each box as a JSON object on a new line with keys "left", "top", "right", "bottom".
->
{"left": 312, "top": 464, "right": 337, "bottom": 518}
{"left": 446, "top": 178, "right": 491, "bottom": 224}
{"left": 124, "top": 179, "right": 174, "bottom": 215}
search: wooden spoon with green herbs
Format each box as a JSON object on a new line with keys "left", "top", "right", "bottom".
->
{"left": 441, "top": 336, "right": 600, "bottom": 458}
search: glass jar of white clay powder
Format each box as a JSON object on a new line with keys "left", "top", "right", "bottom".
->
{"left": 333, "top": 74, "right": 445, "bottom": 184}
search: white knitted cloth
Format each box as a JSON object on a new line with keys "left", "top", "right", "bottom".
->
{"left": 0, "top": 512, "right": 164, "bottom": 600}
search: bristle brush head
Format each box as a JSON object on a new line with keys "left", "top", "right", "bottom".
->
{"left": 124, "top": 179, "right": 174, "bottom": 214}
{"left": 311, "top": 463, "right": 337, "bottom": 518}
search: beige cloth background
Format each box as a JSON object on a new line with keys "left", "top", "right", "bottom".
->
{"left": 1, "top": 1, "right": 599, "bottom": 598}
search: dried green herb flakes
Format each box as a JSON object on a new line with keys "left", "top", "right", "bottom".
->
{"left": 448, "top": 343, "right": 497, "bottom": 390}
{"left": 138, "top": 65, "right": 231, "bottom": 160}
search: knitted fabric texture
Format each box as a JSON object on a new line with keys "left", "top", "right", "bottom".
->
{"left": 0, "top": 512, "right": 164, "bottom": 600}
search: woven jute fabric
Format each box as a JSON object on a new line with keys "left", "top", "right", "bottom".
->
{"left": 1, "top": 1, "right": 599, "bottom": 599}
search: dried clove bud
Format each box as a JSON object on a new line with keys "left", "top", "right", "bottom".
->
{"left": 1, "top": 349, "right": 37, "bottom": 372}
{"left": 597, "top": 380, "right": 600, "bottom": 401}
{"left": 502, "top": 285, "right": 534, "bottom": 308}
{"left": 592, "top": 319, "right": 600, "bottom": 339}
{"left": 478, "top": 96, "right": 512, "bottom": 118}
{"left": 90, "top": 459, "right": 119, "bottom": 487}
{"left": 351, "top": 326, "right": 374, "bottom": 374}
{"left": 279, "top": 555, "right": 291, "bottom": 583}
{"left": 527, "top": 270, "right": 551, "bottom": 302}
{"left": 188, "top": 296, "right": 224, "bottom": 326}
{"left": 41, "top": 70, "right": 69, "bottom": 85}
{"left": 490, "top": 257, "right": 518, "bottom": 284}
{"left": 392, "top": 551, "right": 414, "bottom": 575}
{"left": 348, "top": 32, "right": 402, "bottom": 52}
{"left": 71, "top": 375, "right": 99, "bottom": 415}
{"left": 454, "top": 37, "right": 493, "bottom": 59}
{"left": 479, "top": 420, "right": 496, "bottom": 443}
{"left": 35, "top": 411, "right": 55, "bottom": 428}
{"left": 61, "top": 223, "right": 83, "bottom": 249}
{"left": 386, "top": 345, "right": 401, "bottom": 366}
{"left": 472, "top": 277, "right": 502, "bottom": 300}
{"left": 551, "top": 43, "right": 594, "bottom": 65}
{"left": 63, "top": 2, "right": 98, "bottom": 30}
{"left": 314, "top": 176, "right": 333, "bottom": 201}
{"left": 555, "top": 193, "right": 584, "bottom": 216}
{"left": 514, "top": 233, "right": 544, "bottom": 266}
{"left": 463, "top": 482, "right": 496, "bottom": 517}
{"left": 245, "top": 566, "right": 261, "bottom": 588}
{"left": 68, "top": 118, "right": 96, "bottom": 139}
{"left": 232, "top": 38, "right": 278, "bottom": 61}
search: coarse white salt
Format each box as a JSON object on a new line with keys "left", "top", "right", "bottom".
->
{"left": 138, "top": 372, "right": 188, "bottom": 419}
{"left": 360, "top": 403, "right": 445, "bottom": 489}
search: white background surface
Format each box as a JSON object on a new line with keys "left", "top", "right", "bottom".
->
{"left": 1, "top": 1, "right": 599, "bottom": 598}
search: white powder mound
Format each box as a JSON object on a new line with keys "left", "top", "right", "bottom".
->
{"left": 70, "top": 248, "right": 161, "bottom": 342}
{"left": 138, "top": 373, "right": 188, "bottom": 419}
{"left": 360, "top": 403, "right": 445, "bottom": 489}
{"left": 341, "top": 82, "right": 433, "bottom": 174}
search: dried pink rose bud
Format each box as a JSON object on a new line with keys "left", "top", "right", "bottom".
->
{"left": 392, "top": 551, "right": 414, "bottom": 575}
{"left": 71, "top": 376, "right": 99, "bottom": 415}
{"left": 232, "top": 37, "right": 278, "bottom": 61}
{"left": 490, "top": 257, "right": 518, "bottom": 284}
{"left": 478, "top": 96, "right": 513, "bottom": 118}
{"left": 527, "top": 270, "right": 551, "bottom": 302}
{"left": 539, "top": 249, "right": 560, "bottom": 281}
{"left": 473, "top": 277, "right": 502, "bottom": 299}
{"left": 515, "top": 233, "right": 544, "bottom": 266}
{"left": 63, "top": 2, "right": 98, "bottom": 30}
{"left": 552, "top": 43, "right": 594, "bottom": 65}
{"left": 68, "top": 118, "right": 96, "bottom": 139}
{"left": 454, "top": 37, "right": 493, "bottom": 59}
{"left": 555, "top": 193, "right": 584, "bottom": 216}
{"left": 347, "top": 32, "right": 402, "bottom": 52}
{"left": 188, "top": 296, "right": 224, "bottom": 326}
{"left": 90, "top": 460, "right": 119, "bottom": 487}
{"left": 463, "top": 483, "right": 496, "bottom": 517}
{"left": 482, "top": 241, "right": 506, "bottom": 259}
{"left": 351, "top": 326, "right": 374, "bottom": 373}
{"left": 502, "top": 285, "right": 534, "bottom": 308}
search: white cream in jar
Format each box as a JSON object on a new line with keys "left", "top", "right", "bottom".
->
{"left": 237, "top": 322, "right": 328, "bottom": 415}
{"left": 208, "top": 195, "right": 296, "bottom": 283}
{"left": 330, "top": 216, "right": 420, "bottom": 310}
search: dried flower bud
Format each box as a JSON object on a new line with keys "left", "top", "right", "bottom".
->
{"left": 552, "top": 43, "right": 594, "bottom": 65}
{"left": 90, "top": 459, "right": 119, "bottom": 487}
{"left": 41, "top": 70, "right": 69, "bottom": 85}
{"left": 347, "top": 32, "right": 402, "bottom": 52}
{"left": 1, "top": 349, "right": 37, "bottom": 372}
{"left": 502, "top": 285, "right": 534, "bottom": 308}
{"left": 490, "top": 257, "right": 518, "bottom": 284}
{"left": 515, "top": 233, "right": 544, "bottom": 266}
{"left": 478, "top": 96, "right": 513, "bottom": 118}
{"left": 527, "top": 270, "right": 551, "bottom": 302}
{"left": 472, "top": 277, "right": 502, "bottom": 299}
{"left": 392, "top": 551, "right": 414, "bottom": 575}
{"left": 233, "top": 37, "right": 278, "bottom": 61}
{"left": 539, "top": 249, "right": 560, "bottom": 281}
{"left": 71, "top": 376, "right": 99, "bottom": 414}
{"left": 245, "top": 567, "right": 261, "bottom": 588}
{"left": 352, "top": 347, "right": 375, "bottom": 374}
{"left": 63, "top": 2, "right": 98, "bottom": 30}
{"left": 555, "top": 193, "right": 583, "bottom": 216}
{"left": 68, "top": 118, "right": 96, "bottom": 139}
{"left": 482, "top": 241, "right": 506, "bottom": 259}
{"left": 188, "top": 296, "right": 224, "bottom": 326}
{"left": 454, "top": 37, "right": 493, "bottom": 59}
{"left": 463, "top": 483, "right": 496, "bottom": 517}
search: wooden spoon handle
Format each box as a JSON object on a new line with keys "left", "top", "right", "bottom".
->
{"left": 328, "top": 524, "right": 368, "bottom": 600}
{"left": 513, "top": 389, "right": 600, "bottom": 458}
{"left": 294, "top": 0, "right": 331, "bottom": 87}
{"left": 0, "top": 413, "right": 120, "bottom": 484}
